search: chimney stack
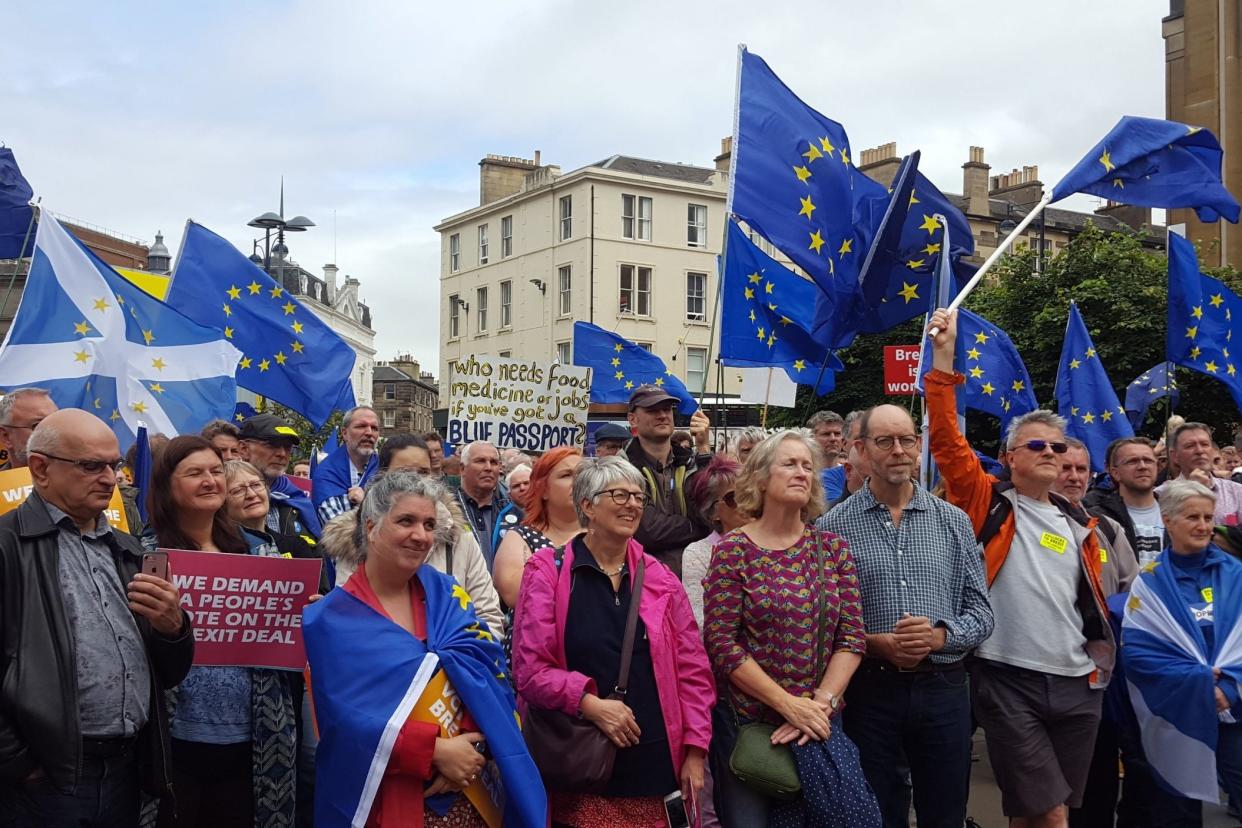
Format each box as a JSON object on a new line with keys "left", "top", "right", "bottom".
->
{"left": 963, "top": 146, "right": 990, "bottom": 216}
{"left": 714, "top": 136, "right": 733, "bottom": 173}
{"left": 323, "top": 263, "right": 339, "bottom": 304}
{"left": 856, "top": 142, "right": 901, "bottom": 189}
{"left": 478, "top": 153, "right": 540, "bottom": 205}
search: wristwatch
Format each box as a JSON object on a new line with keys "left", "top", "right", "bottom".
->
{"left": 815, "top": 690, "right": 842, "bottom": 712}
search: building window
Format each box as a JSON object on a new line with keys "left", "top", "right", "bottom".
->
{"left": 499, "top": 350, "right": 511, "bottom": 358}
{"left": 619, "top": 264, "right": 652, "bottom": 316}
{"left": 686, "top": 272, "right": 707, "bottom": 321}
{"left": 558, "top": 265, "right": 572, "bottom": 316}
{"left": 449, "top": 233, "right": 460, "bottom": 272}
{"left": 622, "top": 194, "right": 653, "bottom": 241}
{"left": 556, "top": 341, "right": 571, "bottom": 364}
{"left": 478, "top": 224, "right": 489, "bottom": 264}
{"left": 500, "top": 280, "right": 512, "bottom": 328}
{"left": 559, "top": 195, "right": 572, "bottom": 240}
{"left": 382, "top": 410, "right": 396, "bottom": 429}
{"left": 384, "top": 383, "right": 395, "bottom": 400}
{"left": 501, "top": 215, "right": 513, "bottom": 258}
{"left": 449, "top": 294, "right": 460, "bottom": 338}
{"left": 636, "top": 342, "right": 653, "bottom": 352}
{"left": 688, "top": 204, "right": 708, "bottom": 248}
{"left": 687, "top": 347, "right": 707, "bottom": 393}
{"left": 476, "top": 286, "right": 488, "bottom": 332}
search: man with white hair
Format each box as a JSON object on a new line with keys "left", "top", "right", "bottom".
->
{"left": 0, "top": 387, "right": 58, "bottom": 470}
{"left": 453, "top": 441, "right": 518, "bottom": 570}
{"left": 311, "top": 406, "right": 380, "bottom": 525}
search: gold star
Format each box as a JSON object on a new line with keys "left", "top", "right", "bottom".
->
{"left": 969, "top": 366, "right": 984, "bottom": 379}
{"left": 1101, "top": 409, "right": 1113, "bottom": 422}
{"left": 1071, "top": 406, "right": 1080, "bottom": 416}
{"left": 239, "top": 356, "right": 252, "bottom": 369}
{"left": 109, "top": 409, "right": 121, "bottom": 422}
{"left": 748, "top": 309, "right": 756, "bottom": 322}
{"left": 838, "top": 238, "right": 853, "bottom": 256}
{"left": 291, "top": 340, "right": 304, "bottom": 353}
{"left": 142, "top": 329, "right": 154, "bottom": 345}
{"left": 282, "top": 302, "right": 296, "bottom": 315}
{"left": 275, "top": 351, "right": 288, "bottom": 366}
{"left": 767, "top": 333, "right": 776, "bottom": 347}
{"left": 802, "top": 143, "right": 823, "bottom": 162}
{"left": 981, "top": 382, "right": 995, "bottom": 395}
{"left": 1113, "top": 178, "right": 1125, "bottom": 189}
{"left": 756, "top": 327, "right": 766, "bottom": 341}
{"left": 248, "top": 281, "right": 262, "bottom": 295}
{"left": 744, "top": 286, "right": 755, "bottom": 300}
{"left": 1070, "top": 358, "right": 1081, "bottom": 369}
{"left": 1190, "top": 346, "right": 1202, "bottom": 359}
{"left": 115, "top": 295, "right": 124, "bottom": 305}
{"left": 1085, "top": 347, "right": 1096, "bottom": 358}
{"left": 73, "top": 349, "right": 90, "bottom": 363}
{"left": 966, "top": 347, "right": 981, "bottom": 360}
{"left": 1082, "top": 411, "right": 1095, "bottom": 424}
{"left": 624, "top": 380, "right": 634, "bottom": 390}
{"left": 905, "top": 259, "right": 926, "bottom": 270}
{"left": 653, "top": 377, "right": 664, "bottom": 387}
{"left": 1192, "top": 305, "right": 1204, "bottom": 319}
{"left": 610, "top": 357, "right": 620, "bottom": 367}
{"left": 614, "top": 343, "right": 624, "bottom": 352}
{"left": 73, "top": 321, "right": 90, "bottom": 335}
{"left": 92, "top": 298, "right": 110, "bottom": 312}
{"left": 131, "top": 401, "right": 147, "bottom": 414}
{"left": 292, "top": 320, "right": 304, "bottom": 334}
{"left": 808, "top": 229, "right": 825, "bottom": 254}
{"left": 1100, "top": 149, "right": 1115, "bottom": 173}
{"left": 793, "top": 165, "right": 812, "bottom": 183}
{"left": 1012, "top": 380, "right": 1025, "bottom": 392}
{"left": 779, "top": 316, "right": 792, "bottom": 326}
{"left": 898, "top": 282, "right": 920, "bottom": 303}
{"left": 1186, "top": 325, "right": 1198, "bottom": 339}
{"left": 974, "top": 331, "right": 989, "bottom": 344}
{"left": 615, "top": 370, "right": 624, "bottom": 380}
{"left": 918, "top": 215, "right": 941, "bottom": 235}
{"left": 818, "top": 136, "right": 835, "bottom": 156}
{"left": 151, "top": 357, "right": 166, "bottom": 371}
{"left": 1127, "top": 594, "right": 1142, "bottom": 612}
{"left": 1230, "top": 364, "right": 1237, "bottom": 377}
{"left": 840, "top": 148, "right": 851, "bottom": 166}
{"left": 909, "top": 191, "right": 920, "bottom": 207}
{"left": 1211, "top": 293, "right": 1225, "bottom": 308}
{"left": 224, "top": 326, "right": 234, "bottom": 339}
{"left": 258, "top": 359, "right": 271, "bottom": 372}
{"left": 798, "top": 195, "right": 815, "bottom": 219}
{"left": 764, "top": 281, "right": 774, "bottom": 295}
{"left": 222, "top": 303, "right": 232, "bottom": 317}
{"left": 767, "top": 302, "right": 778, "bottom": 311}
{"left": 227, "top": 285, "right": 242, "bottom": 300}
{"left": 1206, "top": 360, "right": 1219, "bottom": 373}
{"left": 92, "top": 398, "right": 101, "bottom": 410}
{"left": 748, "top": 273, "right": 762, "bottom": 284}
{"left": 269, "top": 286, "right": 283, "bottom": 298}
{"left": 922, "top": 243, "right": 941, "bottom": 256}
{"left": 148, "top": 382, "right": 165, "bottom": 394}
{"left": 793, "top": 359, "right": 806, "bottom": 371}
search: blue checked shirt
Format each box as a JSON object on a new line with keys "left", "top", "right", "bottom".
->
{"left": 817, "top": 483, "right": 993, "bottom": 663}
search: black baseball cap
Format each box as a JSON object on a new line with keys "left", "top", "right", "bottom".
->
{"left": 238, "top": 413, "right": 301, "bottom": 445}
{"left": 628, "top": 384, "right": 679, "bottom": 411}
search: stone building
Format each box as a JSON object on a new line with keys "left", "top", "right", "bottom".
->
{"left": 373, "top": 356, "right": 438, "bottom": 435}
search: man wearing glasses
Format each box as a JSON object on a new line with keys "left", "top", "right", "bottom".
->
{"left": 1084, "top": 437, "right": 1163, "bottom": 567}
{"left": 926, "top": 309, "right": 1114, "bottom": 828}
{"left": 0, "top": 409, "right": 191, "bottom": 826}
{"left": 238, "top": 414, "right": 321, "bottom": 543}
{"left": 819, "top": 404, "right": 992, "bottom": 828}
{"left": 0, "top": 387, "right": 58, "bottom": 470}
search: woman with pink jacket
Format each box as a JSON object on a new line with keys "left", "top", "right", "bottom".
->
{"left": 512, "top": 456, "right": 715, "bottom": 828}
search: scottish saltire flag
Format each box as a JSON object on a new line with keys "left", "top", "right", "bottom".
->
{"left": 0, "top": 213, "right": 239, "bottom": 451}
{"left": 0, "top": 148, "right": 34, "bottom": 260}
{"left": 1054, "top": 303, "right": 1133, "bottom": 472}
{"left": 170, "top": 222, "right": 357, "bottom": 428}
{"left": 1123, "top": 547, "right": 1242, "bottom": 802}
{"left": 1052, "top": 116, "right": 1240, "bottom": 223}
{"left": 572, "top": 322, "right": 696, "bottom": 413}
{"left": 304, "top": 564, "right": 546, "bottom": 827}
{"left": 1166, "top": 233, "right": 1242, "bottom": 411}
{"left": 720, "top": 221, "right": 835, "bottom": 393}
{"left": 1125, "top": 363, "right": 1179, "bottom": 430}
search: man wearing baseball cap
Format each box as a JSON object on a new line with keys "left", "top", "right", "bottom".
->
{"left": 624, "top": 384, "right": 712, "bottom": 576}
{"left": 238, "top": 414, "right": 322, "bottom": 541}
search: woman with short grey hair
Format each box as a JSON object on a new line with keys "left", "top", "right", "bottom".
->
{"left": 513, "top": 455, "right": 715, "bottom": 826}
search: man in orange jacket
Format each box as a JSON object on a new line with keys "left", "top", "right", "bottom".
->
{"left": 925, "top": 309, "right": 1114, "bottom": 828}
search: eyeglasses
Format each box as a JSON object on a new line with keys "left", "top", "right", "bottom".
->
{"left": 596, "top": 489, "right": 647, "bottom": 506}
{"left": 1014, "top": 440, "right": 1069, "bottom": 455}
{"left": 31, "top": 452, "right": 124, "bottom": 475}
{"left": 867, "top": 435, "right": 919, "bottom": 451}
{"left": 709, "top": 490, "right": 737, "bottom": 512}
{"left": 0, "top": 420, "right": 42, "bottom": 431}
{"left": 227, "top": 481, "right": 267, "bottom": 498}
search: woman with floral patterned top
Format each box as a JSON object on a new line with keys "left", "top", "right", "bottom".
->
{"left": 703, "top": 429, "right": 878, "bottom": 828}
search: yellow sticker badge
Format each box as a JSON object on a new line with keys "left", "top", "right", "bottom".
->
{"left": 1202, "top": 587, "right": 1214, "bottom": 604}
{"left": 1040, "top": 532, "right": 1068, "bottom": 554}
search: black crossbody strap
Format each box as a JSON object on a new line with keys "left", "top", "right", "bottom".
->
{"left": 613, "top": 558, "right": 646, "bottom": 697}
{"left": 813, "top": 532, "right": 829, "bottom": 685}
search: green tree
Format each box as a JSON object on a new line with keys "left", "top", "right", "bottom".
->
{"left": 261, "top": 401, "right": 344, "bottom": 461}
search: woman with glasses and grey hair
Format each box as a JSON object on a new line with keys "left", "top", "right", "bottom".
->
{"left": 511, "top": 456, "right": 715, "bottom": 827}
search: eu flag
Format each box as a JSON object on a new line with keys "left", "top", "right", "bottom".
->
{"left": 720, "top": 221, "right": 835, "bottom": 393}
{"left": 1166, "top": 233, "right": 1242, "bottom": 410}
{"left": 169, "top": 222, "right": 358, "bottom": 428}
{"left": 232, "top": 401, "right": 258, "bottom": 423}
{"left": 0, "top": 148, "right": 34, "bottom": 260}
{"left": 1124, "top": 363, "right": 1179, "bottom": 430}
{"left": 1054, "top": 302, "right": 1133, "bottom": 472}
{"left": 1052, "top": 116, "right": 1240, "bottom": 223}
{"left": 572, "top": 322, "right": 696, "bottom": 413}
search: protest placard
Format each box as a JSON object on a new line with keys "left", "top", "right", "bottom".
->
{"left": 446, "top": 354, "right": 591, "bottom": 452}
{"left": 167, "top": 548, "right": 321, "bottom": 670}
{"left": 0, "top": 466, "right": 129, "bottom": 532}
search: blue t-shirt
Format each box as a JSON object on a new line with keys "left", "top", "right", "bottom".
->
{"left": 821, "top": 464, "right": 846, "bottom": 503}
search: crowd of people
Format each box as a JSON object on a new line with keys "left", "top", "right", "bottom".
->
{"left": 2, "top": 305, "right": 1241, "bottom": 827}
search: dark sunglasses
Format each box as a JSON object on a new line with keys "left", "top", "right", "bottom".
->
{"left": 1015, "top": 439, "right": 1069, "bottom": 455}
{"left": 710, "top": 490, "right": 737, "bottom": 511}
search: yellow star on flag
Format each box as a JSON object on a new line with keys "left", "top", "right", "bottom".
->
{"left": 1101, "top": 409, "right": 1113, "bottom": 422}
{"left": 798, "top": 195, "right": 815, "bottom": 219}
{"left": 793, "top": 359, "right": 806, "bottom": 371}
{"left": 802, "top": 143, "right": 823, "bottom": 162}
{"left": 270, "top": 286, "right": 283, "bottom": 298}
{"left": 74, "top": 349, "right": 90, "bottom": 363}
{"left": 148, "top": 383, "right": 165, "bottom": 394}
{"left": 1099, "top": 149, "right": 1115, "bottom": 173}
{"left": 1229, "top": 364, "right": 1237, "bottom": 377}
{"left": 73, "top": 321, "right": 90, "bottom": 335}
{"left": 981, "top": 382, "right": 995, "bottom": 395}
{"left": 1187, "top": 325, "right": 1198, "bottom": 339}
{"left": 779, "top": 316, "right": 792, "bottom": 326}
{"left": 109, "top": 409, "right": 121, "bottom": 422}
{"left": 756, "top": 327, "right": 766, "bottom": 341}
{"left": 93, "top": 298, "right": 110, "bottom": 312}
{"left": 1082, "top": 412, "right": 1095, "bottom": 424}
{"left": 222, "top": 303, "right": 232, "bottom": 317}
{"left": 922, "top": 243, "right": 941, "bottom": 256}
{"left": 764, "top": 282, "right": 774, "bottom": 294}
{"left": 610, "top": 357, "right": 620, "bottom": 367}
{"left": 819, "top": 136, "right": 835, "bottom": 156}
{"left": 838, "top": 238, "right": 853, "bottom": 256}
{"left": 966, "top": 347, "right": 981, "bottom": 360}
{"left": 808, "top": 230, "right": 825, "bottom": 254}
{"left": 909, "top": 191, "right": 920, "bottom": 207}
{"left": 282, "top": 302, "right": 296, "bottom": 315}
{"left": 653, "top": 377, "right": 664, "bottom": 387}
{"left": 1113, "top": 178, "right": 1125, "bottom": 189}
{"left": 227, "top": 285, "right": 242, "bottom": 300}
{"left": 1206, "top": 360, "right": 1219, "bottom": 373}
{"left": 131, "top": 401, "right": 147, "bottom": 414}
{"left": 1211, "top": 294, "right": 1225, "bottom": 308}
{"left": 974, "top": 332, "right": 989, "bottom": 344}
{"left": 744, "top": 287, "right": 755, "bottom": 300}
{"left": 749, "top": 310, "right": 756, "bottom": 322}
{"left": 766, "top": 333, "right": 776, "bottom": 347}
{"left": 748, "top": 273, "right": 762, "bottom": 284}
{"left": 292, "top": 320, "right": 304, "bottom": 334}
{"left": 1127, "top": 595, "right": 1142, "bottom": 612}
{"left": 1012, "top": 380, "right": 1025, "bottom": 392}
{"left": 969, "top": 366, "right": 984, "bottom": 379}
{"left": 793, "top": 165, "right": 812, "bottom": 183}
{"left": 905, "top": 259, "right": 926, "bottom": 270}
{"left": 898, "top": 282, "right": 919, "bottom": 303}
{"left": 239, "top": 357, "right": 253, "bottom": 369}
{"left": 614, "top": 343, "right": 624, "bottom": 352}
{"left": 451, "top": 584, "right": 473, "bottom": 611}
{"left": 1190, "top": 346, "right": 1202, "bottom": 359}
{"left": 275, "top": 351, "right": 288, "bottom": 366}
{"left": 918, "top": 215, "right": 941, "bottom": 235}
{"left": 224, "top": 326, "right": 234, "bottom": 339}
{"left": 248, "top": 281, "right": 262, "bottom": 295}
{"left": 840, "top": 148, "right": 851, "bottom": 166}
{"left": 1085, "top": 347, "right": 1096, "bottom": 358}
{"left": 291, "top": 341, "right": 304, "bottom": 354}
{"left": 1192, "top": 305, "right": 1204, "bottom": 319}
{"left": 624, "top": 380, "right": 634, "bottom": 390}
{"left": 1070, "top": 358, "right": 1081, "bottom": 369}
{"left": 615, "top": 370, "right": 624, "bottom": 380}
{"left": 151, "top": 357, "right": 166, "bottom": 371}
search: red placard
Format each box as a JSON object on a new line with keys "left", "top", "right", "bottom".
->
{"left": 883, "top": 345, "right": 923, "bottom": 395}
{"left": 166, "top": 549, "right": 321, "bottom": 670}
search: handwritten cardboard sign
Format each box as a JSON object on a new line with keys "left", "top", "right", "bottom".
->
{"left": 0, "top": 466, "right": 129, "bottom": 532}
{"left": 446, "top": 355, "right": 590, "bottom": 452}
{"left": 167, "top": 548, "right": 321, "bottom": 670}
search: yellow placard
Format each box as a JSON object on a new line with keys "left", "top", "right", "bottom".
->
{"left": 1202, "top": 587, "right": 1214, "bottom": 604}
{"left": 1040, "top": 531, "right": 1068, "bottom": 554}
{"left": 0, "top": 466, "right": 129, "bottom": 533}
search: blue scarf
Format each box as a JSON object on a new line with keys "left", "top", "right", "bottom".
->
{"left": 268, "top": 474, "right": 323, "bottom": 538}
{"left": 310, "top": 444, "right": 377, "bottom": 513}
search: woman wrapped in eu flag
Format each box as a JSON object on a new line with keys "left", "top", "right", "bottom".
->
{"left": 303, "top": 471, "right": 546, "bottom": 828}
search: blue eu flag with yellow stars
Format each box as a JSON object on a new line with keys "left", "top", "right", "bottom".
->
{"left": 572, "top": 322, "right": 696, "bottom": 414}
{"left": 1052, "top": 116, "right": 1240, "bottom": 223}
{"left": 169, "top": 222, "right": 359, "bottom": 428}
{"left": 921, "top": 308, "right": 1037, "bottom": 430}
{"left": 720, "top": 220, "right": 836, "bottom": 393}
{"left": 1054, "top": 302, "right": 1133, "bottom": 472}
{"left": 1166, "top": 232, "right": 1242, "bottom": 411}
{"left": 1124, "top": 363, "right": 1179, "bottom": 430}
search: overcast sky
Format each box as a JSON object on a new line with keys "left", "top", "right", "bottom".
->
{"left": 1, "top": 0, "right": 1169, "bottom": 370}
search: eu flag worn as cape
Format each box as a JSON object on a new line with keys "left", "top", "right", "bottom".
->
{"left": 0, "top": 147, "right": 34, "bottom": 260}
{"left": 1055, "top": 302, "right": 1133, "bottom": 472}
{"left": 311, "top": 443, "right": 378, "bottom": 517}
{"left": 1124, "top": 363, "right": 1179, "bottom": 430}
{"left": 169, "top": 222, "right": 358, "bottom": 428}
{"left": 1122, "top": 547, "right": 1242, "bottom": 803}
{"left": 0, "top": 213, "right": 240, "bottom": 451}
{"left": 303, "top": 564, "right": 546, "bottom": 828}
{"left": 1166, "top": 233, "right": 1242, "bottom": 412}
{"left": 572, "top": 322, "right": 696, "bottom": 413}
{"left": 269, "top": 474, "right": 323, "bottom": 539}
{"left": 720, "top": 221, "right": 835, "bottom": 393}
{"left": 1052, "top": 116, "right": 1240, "bottom": 223}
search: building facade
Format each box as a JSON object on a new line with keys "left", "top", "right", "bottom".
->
{"left": 373, "top": 356, "right": 439, "bottom": 436}
{"left": 435, "top": 153, "right": 731, "bottom": 404}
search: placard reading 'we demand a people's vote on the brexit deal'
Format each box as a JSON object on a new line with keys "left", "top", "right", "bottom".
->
{"left": 167, "top": 549, "right": 321, "bottom": 670}
{"left": 447, "top": 354, "right": 591, "bottom": 452}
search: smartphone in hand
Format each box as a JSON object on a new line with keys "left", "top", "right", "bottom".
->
{"left": 663, "top": 790, "right": 691, "bottom": 828}
{"left": 141, "top": 552, "right": 168, "bottom": 582}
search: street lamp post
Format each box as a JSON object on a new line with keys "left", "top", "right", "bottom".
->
{"left": 247, "top": 180, "right": 315, "bottom": 276}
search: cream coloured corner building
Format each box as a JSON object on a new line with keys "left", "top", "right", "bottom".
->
{"left": 435, "top": 152, "right": 740, "bottom": 402}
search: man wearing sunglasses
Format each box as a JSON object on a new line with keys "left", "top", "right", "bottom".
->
{"left": 926, "top": 309, "right": 1114, "bottom": 828}
{"left": 0, "top": 387, "right": 58, "bottom": 471}
{"left": 0, "top": 409, "right": 192, "bottom": 826}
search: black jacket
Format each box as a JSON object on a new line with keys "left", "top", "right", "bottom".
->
{"left": 624, "top": 439, "right": 710, "bottom": 570}
{"left": 1082, "top": 486, "right": 1140, "bottom": 551}
{"left": 0, "top": 494, "right": 193, "bottom": 800}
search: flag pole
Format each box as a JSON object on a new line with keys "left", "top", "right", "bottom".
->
{"left": 0, "top": 200, "right": 38, "bottom": 330}
{"left": 761, "top": 367, "right": 773, "bottom": 427}
{"left": 927, "top": 192, "right": 1052, "bottom": 336}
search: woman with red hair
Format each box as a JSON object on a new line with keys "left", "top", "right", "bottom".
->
{"left": 493, "top": 447, "right": 583, "bottom": 608}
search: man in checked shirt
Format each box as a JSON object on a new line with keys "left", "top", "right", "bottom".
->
{"left": 819, "top": 404, "right": 993, "bottom": 828}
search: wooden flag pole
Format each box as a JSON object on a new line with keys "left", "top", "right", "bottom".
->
{"left": 760, "top": 367, "right": 773, "bottom": 427}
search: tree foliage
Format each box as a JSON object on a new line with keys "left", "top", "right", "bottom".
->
{"left": 263, "top": 401, "right": 344, "bottom": 460}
